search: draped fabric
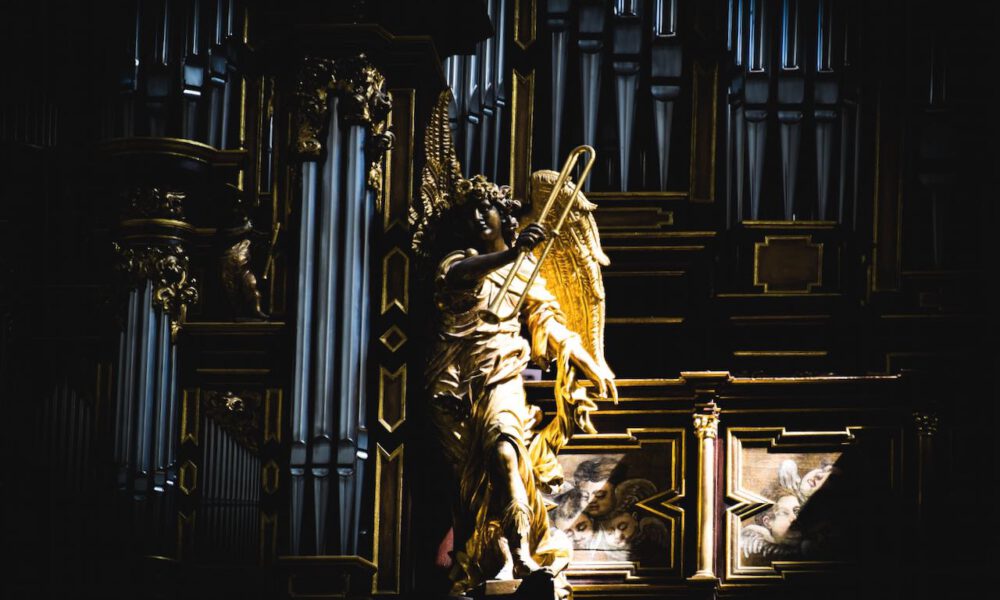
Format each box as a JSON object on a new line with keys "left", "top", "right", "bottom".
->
{"left": 426, "top": 250, "right": 578, "bottom": 595}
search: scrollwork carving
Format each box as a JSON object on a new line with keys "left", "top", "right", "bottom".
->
{"left": 293, "top": 54, "right": 394, "bottom": 194}
{"left": 204, "top": 390, "right": 261, "bottom": 452}
{"left": 114, "top": 242, "right": 199, "bottom": 337}
{"left": 123, "top": 187, "right": 186, "bottom": 219}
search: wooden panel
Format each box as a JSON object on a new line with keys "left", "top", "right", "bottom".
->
{"left": 378, "top": 365, "right": 406, "bottom": 433}
{"left": 509, "top": 70, "right": 535, "bottom": 202}
{"left": 513, "top": 0, "right": 536, "bottom": 49}
{"left": 753, "top": 236, "right": 823, "bottom": 293}
{"left": 374, "top": 444, "right": 404, "bottom": 594}
{"left": 872, "top": 91, "right": 904, "bottom": 292}
{"left": 688, "top": 61, "right": 718, "bottom": 203}
{"left": 384, "top": 89, "right": 415, "bottom": 232}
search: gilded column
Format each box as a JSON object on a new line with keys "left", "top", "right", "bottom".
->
{"left": 691, "top": 401, "right": 720, "bottom": 580}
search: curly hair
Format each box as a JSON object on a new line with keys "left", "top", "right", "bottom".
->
{"left": 455, "top": 174, "right": 521, "bottom": 246}
{"left": 572, "top": 457, "right": 625, "bottom": 486}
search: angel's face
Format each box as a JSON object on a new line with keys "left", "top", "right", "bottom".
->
{"left": 580, "top": 479, "right": 615, "bottom": 518}
{"left": 467, "top": 197, "right": 503, "bottom": 244}
{"left": 763, "top": 495, "right": 800, "bottom": 542}
{"left": 799, "top": 465, "right": 833, "bottom": 498}
{"left": 605, "top": 511, "right": 638, "bottom": 548}
{"left": 558, "top": 511, "right": 594, "bottom": 547}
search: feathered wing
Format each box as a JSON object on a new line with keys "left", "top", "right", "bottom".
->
{"left": 523, "top": 169, "right": 611, "bottom": 372}
{"left": 410, "top": 90, "right": 463, "bottom": 260}
{"left": 523, "top": 169, "right": 610, "bottom": 462}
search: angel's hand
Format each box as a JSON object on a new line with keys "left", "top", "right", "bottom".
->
{"left": 571, "top": 346, "right": 618, "bottom": 404}
{"left": 515, "top": 223, "right": 547, "bottom": 251}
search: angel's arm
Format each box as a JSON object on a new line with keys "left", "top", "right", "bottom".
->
{"left": 568, "top": 345, "right": 617, "bottom": 402}
{"left": 522, "top": 276, "right": 618, "bottom": 402}
{"left": 444, "top": 224, "right": 546, "bottom": 286}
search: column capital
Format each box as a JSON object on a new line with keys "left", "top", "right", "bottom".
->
{"left": 693, "top": 402, "right": 721, "bottom": 440}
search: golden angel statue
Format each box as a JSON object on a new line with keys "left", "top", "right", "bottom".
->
{"left": 410, "top": 91, "right": 615, "bottom": 599}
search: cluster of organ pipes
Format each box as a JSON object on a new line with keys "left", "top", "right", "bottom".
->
{"left": 114, "top": 280, "right": 180, "bottom": 496}
{"left": 105, "top": 0, "right": 247, "bottom": 147}
{"left": 543, "top": 0, "right": 684, "bottom": 192}
{"left": 198, "top": 416, "right": 262, "bottom": 562}
{"left": 290, "top": 96, "right": 373, "bottom": 556}
{"left": 443, "top": 0, "right": 509, "bottom": 181}
{"left": 725, "top": 0, "right": 860, "bottom": 223}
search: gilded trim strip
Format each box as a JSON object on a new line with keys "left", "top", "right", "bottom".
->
{"left": 509, "top": 70, "right": 535, "bottom": 202}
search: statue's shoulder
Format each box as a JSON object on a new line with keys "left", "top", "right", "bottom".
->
{"left": 436, "top": 248, "right": 478, "bottom": 278}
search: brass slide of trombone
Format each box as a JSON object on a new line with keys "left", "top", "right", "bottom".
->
{"left": 479, "top": 145, "right": 597, "bottom": 324}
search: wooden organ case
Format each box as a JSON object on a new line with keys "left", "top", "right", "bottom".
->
{"left": 0, "top": 1, "right": 989, "bottom": 600}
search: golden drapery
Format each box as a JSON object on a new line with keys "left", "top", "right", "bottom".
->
{"left": 427, "top": 249, "right": 580, "bottom": 596}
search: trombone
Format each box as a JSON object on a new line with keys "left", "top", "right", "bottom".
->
{"left": 479, "top": 145, "right": 597, "bottom": 324}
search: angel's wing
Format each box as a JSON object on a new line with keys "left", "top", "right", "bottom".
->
{"left": 522, "top": 169, "right": 611, "bottom": 371}
{"left": 778, "top": 459, "right": 801, "bottom": 495}
{"left": 637, "top": 517, "right": 670, "bottom": 549}
{"left": 740, "top": 524, "right": 777, "bottom": 558}
{"left": 410, "top": 90, "right": 463, "bottom": 260}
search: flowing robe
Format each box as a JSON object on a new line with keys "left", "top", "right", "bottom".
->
{"left": 427, "top": 249, "right": 578, "bottom": 594}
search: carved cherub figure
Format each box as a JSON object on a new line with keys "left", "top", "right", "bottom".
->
{"left": 220, "top": 217, "right": 267, "bottom": 320}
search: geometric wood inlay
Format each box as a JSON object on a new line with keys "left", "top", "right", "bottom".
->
{"left": 181, "top": 389, "right": 200, "bottom": 445}
{"left": 264, "top": 388, "right": 282, "bottom": 444}
{"left": 385, "top": 89, "right": 414, "bottom": 232}
{"left": 509, "top": 69, "right": 535, "bottom": 203}
{"left": 373, "top": 443, "right": 404, "bottom": 594}
{"left": 378, "top": 365, "right": 406, "bottom": 433}
{"left": 513, "top": 0, "right": 537, "bottom": 50}
{"left": 379, "top": 326, "right": 407, "bottom": 353}
{"left": 381, "top": 248, "right": 409, "bottom": 315}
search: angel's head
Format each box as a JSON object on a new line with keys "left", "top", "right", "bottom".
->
{"left": 756, "top": 489, "right": 801, "bottom": 544}
{"left": 455, "top": 175, "right": 521, "bottom": 250}
{"left": 799, "top": 461, "right": 836, "bottom": 499}
{"left": 603, "top": 508, "right": 639, "bottom": 548}
{"left": 550, "top": 488, "right": 595, "bottom": 548}
{"left": 613, "top": 478, "right": 657, "bottom": 511}
{"left": 574, "top": 458, "right": 624, "bottom": 518}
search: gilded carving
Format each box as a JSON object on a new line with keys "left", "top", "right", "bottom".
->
{"left": 693, "top": 404, "right": 721, "bottom": 440}
{"left": 179, "top": 460, "right": 198, "bottom": 496}
{"left": 114, "top": 242, "right": 199, "bottom": 337}
{"left": 293, "top": 54, "right": 394, "bottom": 195}
{"left": 220, "top": 217, "right": 267, "bottom": 319}
{"left": 203, "top": 390, "right": 261, "bottom": 452}
{"left": 412, "top": 91, "right": 616, "bottom": 599}
{"left": 123, "top": 187, "right": 185, "bottom": 219}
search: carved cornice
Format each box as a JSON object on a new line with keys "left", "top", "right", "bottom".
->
{"left": 293, "top": 54, "right": 394, "bottom": 192}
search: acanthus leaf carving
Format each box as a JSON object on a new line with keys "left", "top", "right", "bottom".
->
{"left": 292, "top": 54, "right": 394, "bottom": 194}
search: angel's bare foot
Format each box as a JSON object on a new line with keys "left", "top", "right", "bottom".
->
{"left": 495, "top": 537, "right": 515, "bottom": 580}
{"left": 510, "top": 537, "right": 542, "bottom": 579}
